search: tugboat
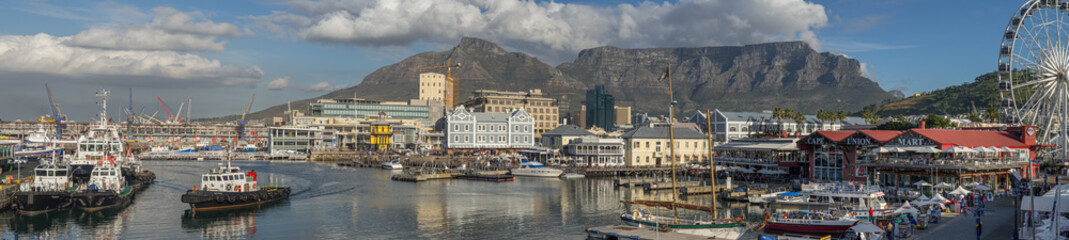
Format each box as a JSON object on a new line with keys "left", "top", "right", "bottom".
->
{"left": 181, "top": 151, "right": 291, "bottom": 212}
{"left": 69, "top": 90, "right": 156, "bottom": 212}
{"left": 12, "top": 159, "right": 73, "bottom": 215}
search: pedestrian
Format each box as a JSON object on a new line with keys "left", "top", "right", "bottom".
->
{"left": 975, "top": 215, "right": 982, "bottom": 240}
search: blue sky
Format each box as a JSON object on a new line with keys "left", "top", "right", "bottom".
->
{"left": 0, "top": 0, "right": 1030, "bottom": 121}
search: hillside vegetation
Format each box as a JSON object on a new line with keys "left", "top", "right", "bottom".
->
{"left": 869, "top": 72, "right": 1000, "bottom": 116}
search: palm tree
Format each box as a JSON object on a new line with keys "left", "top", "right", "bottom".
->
{"left": 861, "top": 109, "right": 880, "bottom": 125}
{"left": 984, "top": 107, "right": 1002, "bottom": 123}
{"left": 835, "top": 111, "right": 847, "bottom": 129}
{"left": 816, "top": 109, "right": 827, "bottom": 129}
{"left": 793, "top": 112, "right": 805, "bottom": 136}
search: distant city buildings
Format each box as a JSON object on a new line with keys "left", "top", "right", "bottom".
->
{"left": 418, "top": 72, "right": 447, "bottom": 103}
{"left": 585, "top": 85, "right": 616, "bottom": 131}
{"left": 459, "top": 89, "right": 558, "bottom": 136}
{"left": 267, "top": 126, "right": 334, "bottom": 154}
{"left": 308, "top": 98, "right": 442, "bottom": 121}
{"left": 540, "top": 124, "right": 594, "bottom": 149}
{"left": 703, "top": 110, "right": 867, "bottom": 142}
{"left": 444, "top": 106, "right": 534, "bottom": 150}
{"left": 564, "top": 136, "right": 625, "bottom": 167}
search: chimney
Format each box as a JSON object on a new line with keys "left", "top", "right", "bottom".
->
{"left": 919, "top": 121, "right": 926, "bottom": 129}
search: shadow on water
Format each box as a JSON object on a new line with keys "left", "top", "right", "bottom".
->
{"left": 180, "top": 201, "right": 290, "bottom": 239}
{"left": 4, "top": 209, "right": 73, "bottom": 234}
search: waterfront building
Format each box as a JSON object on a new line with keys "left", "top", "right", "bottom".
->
{"left": 290, "top": 114, "right": 426, "bottom": 150}
{"left": 267, "top": 126, "right": 334, "bottom": 154}
{"left": 713, "top": 138, "right": 804, "bottom": 176}
{"left": 308, "top": 98, "right": 441, "bottom": 121}
{"left": 564, "top": 137, "right": 625, "bottom": 167}
{"left": 797, "top": 126, "right": 1039, "bottom": 191}
{"left": 540, "top": 124, "right": 593, "bottom": 149}
{"left": 444, "top": 106, "right": 534, "bottom": 150}
{"left": 615, "top": 106, "right": 632, "bottom": 128}
{"left": 585, "top": 85, "right": 616, "bottom": 131}
{"left": 458, "top": 89, "right": 558, "bottom": 136}
{"left": 706, "top": 110, "right": 867, "bottom": 142}
{"left": 0, "top": 122, "right": 270, "bottom": 145}
{"left": 418, "top": 72, "right": 447, "bottom": 103}
{"left": 370, "top": 121, "right": 392, "bottom": 151}
{"left": 621, "top": 126, "right": 708, "bottom": 167}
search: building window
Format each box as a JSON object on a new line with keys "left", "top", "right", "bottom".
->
{"left": 465, "top": 125, "right": 469, "bottom": 131}
{"left": 499, "top": 136, "right": 505, "bottom": 142}
{"left": 465, "top": 136, "right": 469, "bottom": 142}
{"left": 454, "top": 136, "right": 459, "bottom": 142}
{"left": 479, "top": 136, "right": 485, "bottom": 142}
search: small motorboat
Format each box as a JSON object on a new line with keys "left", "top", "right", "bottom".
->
{"left": 560, "top": 173, "right": 585, "bottom": 179}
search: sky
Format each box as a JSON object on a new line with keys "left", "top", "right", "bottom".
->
{"left": 0, "top": 0, "right": 1030, "bottom": 122}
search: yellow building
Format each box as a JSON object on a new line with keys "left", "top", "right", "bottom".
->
{"left": 369, "top": 122, "right": 392, "bottom": 150}
{"left": 459, "top": 89, "right": 559, "bottom": 136}
{"left": 621, "top": 126, "right": 709, "bottom": 167}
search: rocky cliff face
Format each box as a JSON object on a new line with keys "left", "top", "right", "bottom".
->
{"left": 557, "top": 41, "right": 892, "bottom": 115}
{"left": 233, "top": 38, "right": 892, "bottom": 122}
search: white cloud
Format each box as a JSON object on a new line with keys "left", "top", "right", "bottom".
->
{"left": 267, "top": 0, "right": 829, "bottom": 63}
{"left": 268, "top": 76, "right": 291, "bottom": 90}
{"left": 67, "top": 27, "right": 227, "bottom": 52}
{"left": 65, "top": 7, "right": 245, "bottom": 52}
{"left": 302, "top": 81, "right": 342, "bottom": 92}
{"left": 0, "top": 33, "right": 262, "bottom": 87}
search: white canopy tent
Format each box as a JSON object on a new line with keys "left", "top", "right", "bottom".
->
{"left": 913, "top": 180, "right": 931, "bottom": 187}
{"left": 934, "top": 182, "right": 956, "bottom": 189}
{"left": 942, "top": 146, "right": 978, "bottom": 154}
{"left": 931, "top": 193, "right": 950, "bottom": 203}
{"left": 949, "top": 186, "right": 972, "bottom": 195}
{"left": 893, "top": 201, "right": 920, "bottom": 215}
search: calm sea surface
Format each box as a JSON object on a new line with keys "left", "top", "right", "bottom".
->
{"left": 0, "top": 160, "right": 766, "bottom": 239}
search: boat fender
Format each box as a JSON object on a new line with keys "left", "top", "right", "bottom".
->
{"left": 215, "top": 195, "right": 225, "bottom": 202}
{"left": 252, "top": 194, "right": 260, "bottom": 201}
{"left": 241, "top": 195, "right": 248, "bottom": 202}
{"left": 227, "top": 195, "right": 236, "bottom": 203}
{"left": 632, "top": 210, "right": 642, "bottom": 220}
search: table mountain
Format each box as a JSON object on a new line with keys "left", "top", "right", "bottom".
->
{"left": 228, "top": 37, "right": 893, "bottom": 122}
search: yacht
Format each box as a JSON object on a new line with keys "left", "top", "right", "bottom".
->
{"left": 510, "top": 160, "right": 563, "bottom": 177}
{"left": 15, "top": 126, "right": 60, "bottom": 157}
{"left": 770, "top": 183, "right": 888, "bottom": 217}
{"left": 381, "top": 161, "right": 404, "bottom": 170}
{"left": 764, "top": 210, "right": 858, "bottom": 234}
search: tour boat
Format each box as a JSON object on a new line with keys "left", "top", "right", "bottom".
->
{"left": 770, "top": 183, "right": 887, "bottom": 214}
{"left": 180, "top": 161, "right": 291, "bottom": 212}
{"left": 764, "top": 210, "right": 859, "bottom": 234}
{"left": 13, "top": 161, "right": 73, "bottom": 215}
{"left": 381, "top": 161, "right": 404, "bottom": 170}
{"left": 510, "top": 160, "right": 563, "bottom": 177}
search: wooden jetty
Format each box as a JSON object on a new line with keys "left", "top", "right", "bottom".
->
{"left": 571, "top": 166, "right": 674, "bottom": 177}
{"left": 586, "top": 225, "right": 710, "bottom": 240}
{"left": 678, "top": 185, "right": 727, "bottom": 195}
{"left": 614, "top": 178, "right": 667, "bottom": 187}
{"left": 642, "top": 181, "right": 705, "bottom": 191}
{"left": 390, "top": 173, "right": 453, "bottom": 182}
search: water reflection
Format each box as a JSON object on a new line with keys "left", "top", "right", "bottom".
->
{"left": 182, "top": 209, "right": 261, "bottom": 239}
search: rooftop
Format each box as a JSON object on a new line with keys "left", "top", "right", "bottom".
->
{"left": 543, "top": 125, "right": 593, "bottom": 136}
{"left": 621, "top": 126, "right": 707, "bottom": 139}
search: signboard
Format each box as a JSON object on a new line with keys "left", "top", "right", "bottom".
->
{"left": 889, "top": 132, "right": 938, "bottom": 146}
{"left": 841, "top": 135, "right": 875, "bottom": 146}
{"left": 803, "top": 135, "right": 829, "bottom": 145}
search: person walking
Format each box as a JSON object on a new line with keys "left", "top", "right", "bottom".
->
{"left": 975, "top": 213, "right": 983, "bottom": 240}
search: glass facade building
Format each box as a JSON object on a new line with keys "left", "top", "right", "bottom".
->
{"left": 585, "top": 85, "right": 616, "bottom": 131}
{"left": 310, "top": 102, "right": 430, "bottom": 120}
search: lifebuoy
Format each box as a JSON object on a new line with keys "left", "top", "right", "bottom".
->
{"left": 632, "top": 210, "right": 642, "bottom": 220}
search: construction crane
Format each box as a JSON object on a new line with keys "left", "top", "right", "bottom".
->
{"left": 174, "top": 102, "right": 185, "bottom": 124}
{"left": 41, "top": 82, "right": 66, "bottom": 138}
{"left": 236, "top": 94, "right": 256, "bottom": 141}
{"left": 157, "top": 96, "right": 174, "bottom": 123}
{"left": 407, "top": 58, "right": 461, "bottom": 108}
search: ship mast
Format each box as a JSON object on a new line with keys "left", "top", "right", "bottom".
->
{"left": 666, "top": 61, "right": 679, "bottom": 221}
{"left": 706, "top": 109, "right": 717, "bottom": 219}
{"left": 97, "top": 89, "right": 109, "bottom": 127}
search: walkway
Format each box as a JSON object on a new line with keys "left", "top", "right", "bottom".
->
{"left": 916, "top": 197, "right": 1015, "bottom": 240}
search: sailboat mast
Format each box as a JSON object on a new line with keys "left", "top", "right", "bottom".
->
{"left": 666, "top": 61, "right": 679, "bottom": 221}
{"left": 706, "top": 109, "right": 717, "bottom": 219}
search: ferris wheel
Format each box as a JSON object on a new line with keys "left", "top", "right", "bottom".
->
{"left": 999, "top": 0, "right": 1069, "bottom": 158}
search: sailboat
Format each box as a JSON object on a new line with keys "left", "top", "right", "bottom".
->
{"left": 618, "top": 63, "right": 749, "bottom": 239}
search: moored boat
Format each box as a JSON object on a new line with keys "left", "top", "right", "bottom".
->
{"left": 454, "top": 174, "right": 515, "bottom": 182}
{"left": 510, "top": 160, "right": 563, "bottom": 177}
{"left": 181, "top": 161, "right": 290, "bottom": 212}
{"left": 764, "top": 210, "right": 858, "bottom": 234}
{"left": 620, "top": 208, "right": 748, "bottom": 239}
{"left": 381, "top": 161, "right": 404, "bottom": 170}
{"left": 13, "top": 162, "right": 74, "bottom": 216}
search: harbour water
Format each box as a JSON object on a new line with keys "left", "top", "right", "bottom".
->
{"left": 0, "top": 160, "right": 767, "bottom": 239}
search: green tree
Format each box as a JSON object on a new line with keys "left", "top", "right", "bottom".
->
{"left": 922, "top": 114, "right": 957, "bottom": 128}
{"left": 984, "top": 107, "right": 1002, "bottom": 123}
{"left": 876, "top": 121, "right": 917, "bottom": 130}
{"left": 967, "top": 113, "right": 982, "bottom": 123}
{"left": 861, "top": 109, "right": 880, "bottom": 124}
{"left": 793, "top": 112, "right": 805, "bottom": 136}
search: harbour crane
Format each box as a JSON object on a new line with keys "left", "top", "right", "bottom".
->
{"left": 157, "top": 96, "right": 174, "bottom": 123}
{"left": 407, "top": 58, "right": 461, "bottom": 108}
{"left": 237, "top": 94, "right": 256, "bottom": 141}
{"left": 43, "top": 82, "right": 66, "bottom": 138}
